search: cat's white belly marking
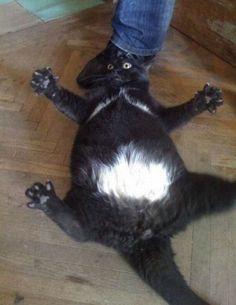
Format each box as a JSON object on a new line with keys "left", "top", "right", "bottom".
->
{"left": 94, "top": 143, "right": 171, "bottom": 202}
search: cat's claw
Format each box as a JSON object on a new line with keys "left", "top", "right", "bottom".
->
{"left": 25, "top": 181, "right": 55, "bottom": 210}
{"left": 31, "top": 67, "right": 59, "bottom": 96}
{"left": 194, "top": 83, "right": 224, "bottom": 113}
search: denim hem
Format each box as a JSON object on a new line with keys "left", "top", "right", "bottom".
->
{"left": 111, "top": 36, "right": 162, "bottom": 56}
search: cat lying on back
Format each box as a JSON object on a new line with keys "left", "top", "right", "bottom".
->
{"left": 26, "top": 55, "right": 235, "bottom": 305}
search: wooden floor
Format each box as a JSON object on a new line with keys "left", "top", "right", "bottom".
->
{"left": 0, "top": 3, "right": 236, "bottom": 305}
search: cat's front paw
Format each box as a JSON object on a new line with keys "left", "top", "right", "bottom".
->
{"left": 194, "top": 83, "right": 224, "bottom": 113}
{"left": 25, "top": 181, "right": 55, "bottom": 210}
{"left": 31, "top": 67, "right": 59, "bottom": 96}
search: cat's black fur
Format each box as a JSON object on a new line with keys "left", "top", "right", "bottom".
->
{"left": 26, "top": 57, "right": 235, "bottom": 305}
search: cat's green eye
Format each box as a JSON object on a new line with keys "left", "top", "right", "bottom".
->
{"left": 107, "top": 64, "right": 114, "bottom": 70}
{"left": 123, "top": 62, "right": 132, "bottom": 69}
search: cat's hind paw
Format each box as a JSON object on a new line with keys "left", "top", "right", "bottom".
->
{"left": 31, "top": 67, "right": 59, "bottom": 96}
{"left": 194, "top": 83, "right": 224, "bottom": 113}
{"left": 25, "top": 181, "right": 55, "bottom": 210}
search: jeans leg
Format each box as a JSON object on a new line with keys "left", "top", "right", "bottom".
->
{"left": 111, "top": 0, "right": 175, "bottom": 56}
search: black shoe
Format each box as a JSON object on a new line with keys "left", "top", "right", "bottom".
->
{"left": 76, "top": 41, "right": 155, "bottom": 88}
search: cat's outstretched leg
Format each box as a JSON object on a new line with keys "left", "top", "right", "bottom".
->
{"left": 125, "top": 237, "right": 210, "bottom": 305}
{"left": 31, "top": 67, "right": 91, "bottom": 123}
{"left": 159, "top": 84, "right": 223, "bottom": 132}
{"left": 180, "top": 172, "right": 236, "bottom": 217}
{"left": 160, "top": 173, "right": 236, "bottom": 235}
{"left": 25, "top": 181, "right": 87, "bottom": 241}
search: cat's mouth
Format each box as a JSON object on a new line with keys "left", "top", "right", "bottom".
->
{"left": 110, "top": 76, "right": 124, "bottom": 86}
{"left": 108, "top": 73, "right": 132, "bottom": 86}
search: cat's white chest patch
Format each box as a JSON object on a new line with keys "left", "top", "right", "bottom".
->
{"left": 87, "top": 98, "right": 113, "bottom": 122}
{"left": 86, "top": 88, "right": 154, "bottom": 123}
{"left": 121, "top": 89, "right": 153, "bottom": 115}
{"left": 94, "top": 144, "right": 171, "bottom": 202}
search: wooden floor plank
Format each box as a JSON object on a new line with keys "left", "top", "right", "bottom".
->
{"left": 0, "top": 2, "right": 41, "bottom": 36}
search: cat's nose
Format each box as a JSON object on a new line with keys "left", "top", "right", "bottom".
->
{"left": 111, "top": 70, "right": 121, "bottom": 79}
{"left": 112, "top": 70, "right": 120, "bottom": 76}
{"left": 110, "top": 74, "right": 123, "bottom": 86}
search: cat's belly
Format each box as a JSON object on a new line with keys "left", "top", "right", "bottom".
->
{"left": 90, "top": 142, "right": 176, "bottom": 202}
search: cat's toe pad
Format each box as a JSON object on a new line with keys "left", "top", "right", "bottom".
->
{"left": 195, "top": 83, "right": 224, "bottom": 113}
{"left": 31, "top": 67, "right": 58, "bottom": 95}
{"left": 25, "top": 181, "right": 55, "bottom": 210}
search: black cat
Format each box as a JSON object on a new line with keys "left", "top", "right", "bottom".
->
{"left": 26, "top": 57, "right": 235, "bottom": 305}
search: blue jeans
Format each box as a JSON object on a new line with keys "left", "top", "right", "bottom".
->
{"left": 111, "top": 0, "right": 175, "bottom": 56}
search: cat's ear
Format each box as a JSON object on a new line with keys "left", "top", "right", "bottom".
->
{"left": 141, "top": 57, "right": 155, "bottom": 71}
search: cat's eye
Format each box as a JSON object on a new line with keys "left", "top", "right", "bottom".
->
{"left": 123, "top": 62, "right": 132, "bottom": 69}
{"left": 107, "top": 64, "right": 114, "bottom": 70}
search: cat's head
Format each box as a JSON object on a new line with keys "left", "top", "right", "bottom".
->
{"left": 77, "top": 52, "right": 152, "bottom": 90}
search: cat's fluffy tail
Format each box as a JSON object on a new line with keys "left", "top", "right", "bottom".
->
{"left": 123, "top": 237, "right": 210, "bottom": 305}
